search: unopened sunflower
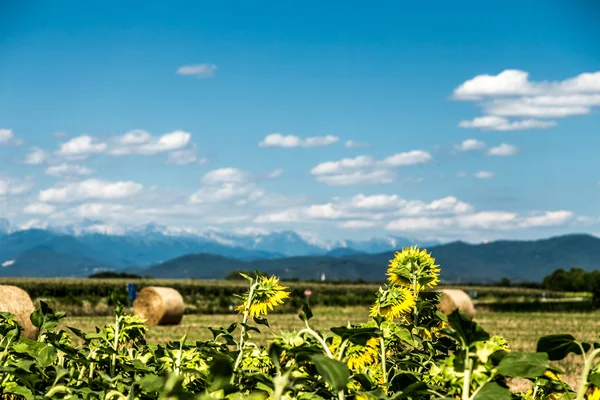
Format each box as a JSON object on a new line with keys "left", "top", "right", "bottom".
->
{"left": 370, "top": 285, "right": 415, "bottom": 321}
{"left": 387, "top": 246, "right": 440, "bottom": 290}
{"left": 236, "top": 275, "right": 290, "bottom": 318}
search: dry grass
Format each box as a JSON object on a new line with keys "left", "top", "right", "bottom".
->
{"left": 61, "top": 307, "right": 600, "bottom": 388}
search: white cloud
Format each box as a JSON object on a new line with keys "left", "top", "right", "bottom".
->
{"left": 24, "top": 148, "right": 49, "bottom": 165}
{"left": 45, "top": 163, "right": 94, "bottom": 177}
{"left": 0, "top": 129, "right": 13, "bottom": 143}
{"left": 176, "top": 63, "right": 218, "bottom": 78}
{"left": 386, "top": 217, "right": 452, "bottom": 231}
{"left": 2, "top": 260, "right": 15, "bottom": 268}
{"left": 256, "top": 194, "right": 474, "bottom": 227}
{"left": 350, "top": 194, "right": 404, "bottom": 210}
{"left": 459, "top": 116, "right": 557, "bottom": 131}
{"left": 520, "top": 210, "right": 573, "bottom": 227}
{"left": 457, "top": 211, "right": 517, "bottom": 229}
{"left": 516, "top": 94, "right": 600, "bottom": 106}
{"left": 486, "top": 101, "right": 589, "bottom": 118}
{"left": 190, "top": 184, "right": 264, "bottom": 204}
{"left": 344, "top": 140, "right": 369, "bottom": 148}
{"left": 311, "top": 155, "right": 373, "bottom": 175}
{"left": 259, "top": 133, "right": 340, "bottom": 148}
{"left": 0, "top": 129, "right": 24, "bottom": 146}
{"left": 456, "top": 139, "right": 486, "bottom": 151}
{"left": 39, "top": 179, "right": 143, "bottom": 203}
{"left": 24, "top": 203, "right": 56, "bottom": 215}
{"left": 57, "top": 135, "right": 107, "bottom": 157}
{"left": 255, "top": 203, "right": 346, "bottom": 224}
{"left": 386, "top": 210, "right": 572, "bottom": 232}
{"left": 73, "top": 203, "right": 125, "bottom": 218}
{"left": 202, "top": 168, "right": 248, "bottom": 184}
{"left": 166, "top": 145, "right": 202, "bottom": 165}
{"left": 109, "top": 130, "right": 191, "bottom": 155}
{"left": 453, "top": 69, "right": 600, "bottom": 130}
{"left": 53, "top": 130, "right": 192, "bottom": 160}
{"left": 425, "top": 196, "right": 474, "bottom": 214}
{"left": 487, "top": 143, "right": 519, "bottom": 157}
{"left": 380, "top": 150, "right": 432, "bottom": 166}
{"left": 474, "top": 171, "right": 494, "bottom": 179}
{"left": 190, "top": 168, "right": 265, "bottom": 204}
{"left": 267, "top": 169, "right": 283, "bottom": 179}
{"left": 558, "top": 71, "right": 600, "bottom": 92}
{"left": 0, "top": 177, "right": 34, "bottom": 196}
{"left": 339, "top": 220, "right": 377, "bottom": 229}
{"left": 453, "top": 70, "right": 539, "bottom": 99}
{"left": 315, "top": 169, "right": 394, "bottom": 186}
{"left": 310, "top": 151, "right": 431, "bottom": 186}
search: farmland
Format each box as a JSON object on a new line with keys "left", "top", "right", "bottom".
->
{"left": 2, "top": 272, "right": 599, "bottom": 398}
{"left": 0, "top": 277, "right": 594, "bottom": 317}
{"left": 60, "top": 306, "right": 600, "bottom": 389}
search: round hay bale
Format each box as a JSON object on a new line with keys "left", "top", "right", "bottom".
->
{"left": 133, "top": 286, "right": 184, "bottom": 326}
{"left": 436, "top": 289, "right": 476, "bottom": 320}
{"left": 0, "top": 285, "right": 38, "bottom": 339}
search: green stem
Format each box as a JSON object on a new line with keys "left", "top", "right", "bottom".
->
{"left": 233, "top": 283, "right": 258, "bottom": 373}
{"left": 575, "top": 348, "right": 600, "bottom": 400}
{"left": 110, "top": 314, "right": 120, "bottom": 377}
{"left": 337, "top": 339, "right": 349, "bottom": 361}
{"left": 412, "top": 277, "right": 420, "bottom": 329}
{"left": 298, "top": 328, "right": 334, "bottom": 358}
{"left": 462, "top": 355, "right": 473, "bottom": 400}
{"left": 272, "top": 373, "right": 289, "bottom": 400}
{"left": 380, "top": 337, "right": 388, "bottom": 386}
{"left": 175, "top": 334, "right": 186, "bottom": 376}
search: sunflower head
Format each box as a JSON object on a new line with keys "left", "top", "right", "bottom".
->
{"left": 345, "top": 337, "right": 380, "bottom": 372}
{"left": 370, "top": 285, "right": 415, "bottom": 321}
{"left": 588, "top": 387, "right": 600, "bottom": 400}
{"left": 387, "top": 246, "right": 440, "bottom": 291}
{"left": 236, "top": 275, "right": 290, "bottom": 318}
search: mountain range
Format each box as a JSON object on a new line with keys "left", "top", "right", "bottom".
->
{"left": 0, "top": 219, "right": 436, "bottom": 277}
{"left": 140, "top": 234, "right": 600, "bottom": 283}
{"left": 1, "top": 219, "right": 599, "bottom": 282}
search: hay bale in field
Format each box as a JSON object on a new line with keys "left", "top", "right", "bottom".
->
{"left": 436, "top": 289, "right": 476, "bottom": 320}
{"left": 0, "top": 285, "right": 38, "bottom": 339}
{"left": 133, "top": 286, "right": 184, "bottom": 325}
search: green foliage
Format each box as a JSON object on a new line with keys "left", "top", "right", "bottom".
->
{"left": 543, "top": 267, "right": 600, "bottom": 304}
{"left": 1, "top": 249, "right": 599, "bottom": 399}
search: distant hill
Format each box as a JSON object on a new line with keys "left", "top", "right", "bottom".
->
{"left": 0, "top": 225, "right": 436, "bottom": 277}
{"left": 0, "top": 249, "right": 108, "bottom": 278}
{"left": 1, "top": 225, "right": 599, "bottom": 282}
{"left": 135, "top": 234, "right": 600, "bottom": 283}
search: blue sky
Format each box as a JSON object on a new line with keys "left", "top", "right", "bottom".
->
{"left": 1, "top": 0, "right": 599, "bottom": 242}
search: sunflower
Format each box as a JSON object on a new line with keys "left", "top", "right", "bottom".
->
{"left": 345, "top": 337, "right": 380, "bottom": 372}
{"left": 387, "top": 246, "right": 440, "bottom": 290}
{"left": 370, "top": 285, "right": 415, "bottom": 321}
{"left": 329, "top": 334, "right": 379, "bottom": 371}
{"left": 236, "top": 275, "right": 290, "bottom": 318}
{"left": 588, "top": 387, "right": 600, "bottom": 400}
